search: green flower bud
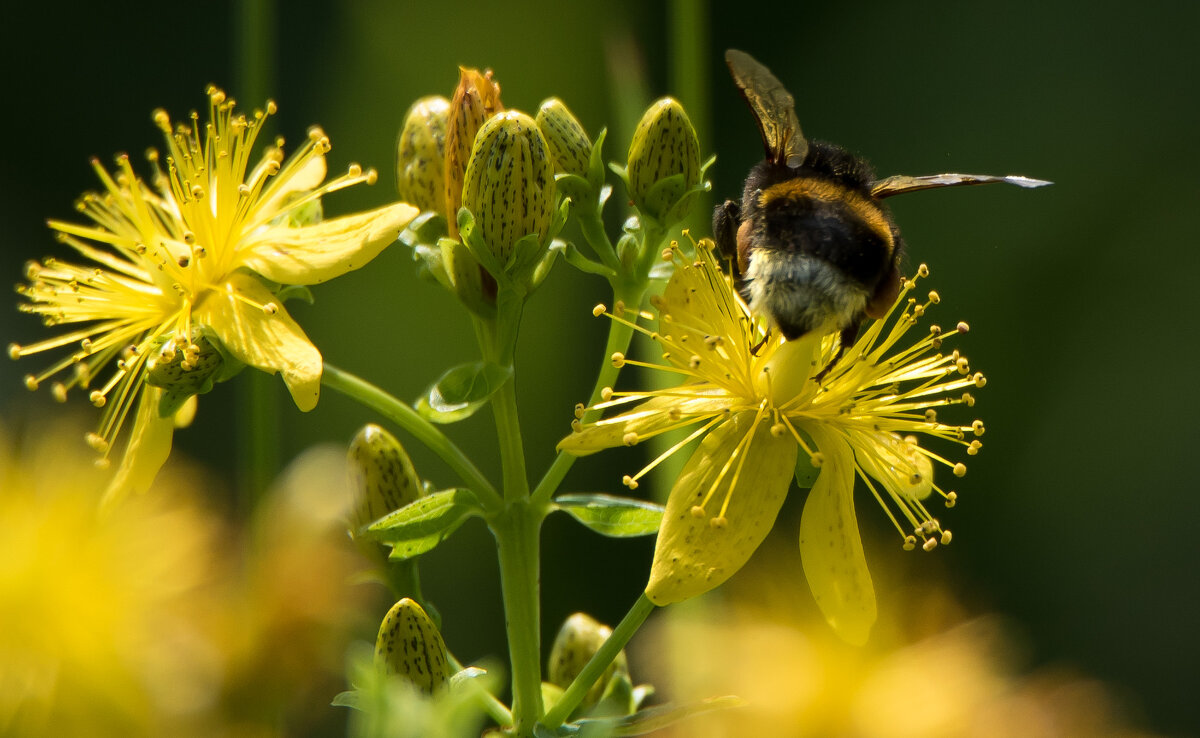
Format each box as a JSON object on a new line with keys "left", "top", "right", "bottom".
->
{"left": 461, "top": 111, "right": 556, "bottom": 262}
{"left": 548, "top": 612, "right": 629, "bottom": 712}
{"left": 444, "top": 68, "right": 503, "bottom": 239}
{"left": 396, "top": 95, "right": 451, "bottom": 214}
{"left": 536, "top": 98, "right": 592, "bottom": 178}
{"left": 374, "top": 598, "right": 450, "bottom": 695}
{"left": 347, "top": 424, "right": 424, "bottom": 534}
{"left": 626, "top": 97, "right": 701, "bottom": 222}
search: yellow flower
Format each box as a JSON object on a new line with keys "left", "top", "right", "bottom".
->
{"left": 10, "top": 86, "right": 417, "bottom": 501}
{"left": 559, "top": 239, "right": 985, "bottom": 644}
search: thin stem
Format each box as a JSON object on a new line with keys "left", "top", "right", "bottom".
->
{"left": 540, "top": 593, "right": 657, "bottom": 728}
{"left": 531, "top": 282, "right": 646, "bottom": 505}
{"left": 446, "top": 653, "right": 513, "bottom": 727}
{"left": 321, "top": 363, "right": 501, "bottom": 508}
{"left": 492, "top": 506, "right": 547, "bottom": 735}
{"left": 578, "top": 204, "right": 620, "bottom": 271}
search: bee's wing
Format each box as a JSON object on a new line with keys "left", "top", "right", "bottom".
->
{"left": 725, "top": 49, "right": 808, "bottom": 167}
{"left": 871, "top": 173, "right": 1052, "bottom": 198}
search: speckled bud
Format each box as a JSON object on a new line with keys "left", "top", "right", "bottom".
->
{"left": 536, "top": 98, "right": 592, "bottom": 178}
{"left": 548, "top": 612, "right": 629, "bottom": 711}
{"left": 374, "top": 598, "right": 450, "bottom": 694}
{"left": 347, "top": 424, "right": 424, "bottom": 533}
{"left": 461, "top": 111, "right": 556, "bottom": 261}
{"left": 626, "top": 98, "right": 701, "bottom": 221}
{"left": 396, "top": 96, "right": 450, "bottom": 213}
{"left": 444, "top": 68, "right": 503, "bottom": 238}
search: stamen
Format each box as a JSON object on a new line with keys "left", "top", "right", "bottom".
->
{"left": 592, "top": 303, "right": 606, "bottom": 317}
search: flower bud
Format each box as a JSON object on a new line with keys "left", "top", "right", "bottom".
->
{"left": 396, "top": 96, "right": 450, "bottom": 214}
{"left": 347, "top": 424, "right": 424, "bottom": 533}
{"left": 444, "top": 68, "right": 503, "bottom": 238}
{"left": 461, "top": 111, "right": 556, "bottom": 262}
{"left": 548, "top": 612, "right": 629, "bottom": 712}
{"left": 374, "top": 598, "right": 450, "bottom": 695}
{"left": 626, "top": 98, "right": 701, "bottom": 222}
{"left": 536, "top": 98, "right": 592, "bottom": 179}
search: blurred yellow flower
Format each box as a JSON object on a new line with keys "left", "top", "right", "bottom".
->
{"left": 561, "top": 239, "right": 984, "bottom": 643}
{"left": 0, "top": 421, "right": 220, "bottom": 737}
{"left": 10, "top": 86, "right": 417, "bottom": 502}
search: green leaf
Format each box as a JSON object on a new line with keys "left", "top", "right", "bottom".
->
{"left": 555, "top": 493, "right": 664, "bottom": 537}
{"left": 416, "top": 361, "right": 513, "bottom": 424}
{"left": 331, "top": 689, "right": 362, "bottom": 710}
{"left": 365, "top": 488, "right": 481, "bottom": 560}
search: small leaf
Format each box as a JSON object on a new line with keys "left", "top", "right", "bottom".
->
{"left": 365, "top": 488, "right": 481, "bottom": 560}
{"left": 555, "top": 493, "right": 664, "bottom": 537}
{"left": 570, "top": 695, "right": 745, "bottom": 736}
{"left": 331, "top": 690, "right": 362, "bottom": 710}
{"left": 417, "top": 361, "right": 513, "bottom": 423}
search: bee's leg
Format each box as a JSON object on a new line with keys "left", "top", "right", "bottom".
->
{"left": 750, "top": 326, "right": 771, "bottom": 356}
{"left": 712, "top": 199, "right": 742, "bottom": 278}
{"left": 814, "top": 324, "right": 861, "bottom": 382}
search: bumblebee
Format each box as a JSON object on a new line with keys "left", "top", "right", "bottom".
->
{"left": 713, "top": 49, "right": 1049, "bottom": 348}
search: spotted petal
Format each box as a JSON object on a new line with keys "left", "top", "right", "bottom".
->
{"left": 799, "top": 427, "right": 877, "bottom": 645}
{"left": 646, "top": 411, "right": 797, "bottom": 605}
{"left": 194, "top": 272, "right": 321, "bottom": 411}
{"left": 239, "top": 202, "right": 418, "bottom": 285}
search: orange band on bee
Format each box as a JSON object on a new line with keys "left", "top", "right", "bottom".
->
{"left": 761, "top": 178, "right": 894, "bottom": 250}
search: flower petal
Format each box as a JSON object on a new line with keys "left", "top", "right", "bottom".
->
{"left": 646, "top": 411, "right": 797, "bottom": 605}
{"left": 239, "top": 202, "right": 418, "bottom": 285}
{"left": 799, "top": 427, "right": 877, "bottom": 645}
{"left": 558, "top": 388, "right": 731, "bottom": 456}
{"left": 101, "top": 385, "right": 176, "bottom": 507}
{"left": 194, "top": 273, "right": 321, "bottom": 411}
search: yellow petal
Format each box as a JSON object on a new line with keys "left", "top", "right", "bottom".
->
{"left": 851, "top": 429, "right": 934, "bottom": 502}
{"left": 249, "top": 153, "right": 328, "bottom": 226}
{"left": 194, "top": 273, "right": 321, "bottom": 411}
{"left": 646, "top": 411, "right": 797, "bottom": 605}
{"left": 239, "top": 201, "right": 418, "bottom": 285}
{"left": 799, "top": 427, "right": 877, "bottom": 645}
{"left": 101, "top": 385, "right": 176, "bottom": 507}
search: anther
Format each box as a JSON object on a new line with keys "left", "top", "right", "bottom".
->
{"left": 622, "top": 475, "right": 638, "bottom": 490}
{"left": 611, "top": 352, "right": 625, "bottom": 368}
{"left": 924, "top": 409, "right": 938, "bottom": 423}
{"left": 600, "top": 387, "right": 613, "bottom": 401}
{"left": 962, "top": 393, "right": 976, "bottom": 407}
{"left": 770, "top": 423, "right": 786, "bottom": 438}
{"left": 903, "top": 535, "right": 917, "bottom": 551}
{"left": 940, "top": 530, "right": 953, "bottom": 545}
{"left": 365, "top": 169, "right": 379, "bottom": 185}
{"left": 917, "top": 264, "right": 930, "bottom": 278}
{"left": 573, "top": 403, "right": 585, "bottom": 419}
{"left": 709, "top": 516, "right": 728, "bottom": 530}
{"left": 953, "top": 462, "right": 967, "bottom": 477}
{"left": 928, "top": 290, "right": 940, "bottom": 304}
{"left": 51, "top": 383, "right": 67, "bottom": 403}
{"left": 973, "top": 373, "right": 986, "bottom": 388}
{"left": 967, "top": 440, "right": 982, "bottom": 456}
{"left": 690, "top": 506, "right": 706, "bottom": 519}
{"left": 348, "top": 163, "right": 363, "bottom": 177}
{"left": 922, "top": 537, "right": 938, "bottom": 552}
{"left": 971, "top": 420, "right": 985, "bottom": 436}
{"left": 929, "top": 324, "right": 942, "bottom": 336}
{"left": 23, "top": 375, "right": 38, "bottom": 391}
{"left": 570, "top": 419, "right": 581, "bottom": 432}
{"left": 7, "top": 343, "right": 20, "bottom": 360}
{"left": 956, "top": 357, "right": 970, "bottom": 374}
{"left": 263, "top": 302, "right": 278, "bottom": 316}
{"left": 592, "top": 303, "right": 606, "bottom": 317}
{"left": 661, "top": 249, "right": 673, "bottom": 262}
{"left": 614, "top": 300, "right": 626, "bottom": 315}
{"left": 177, "top": 255, "right": 190, "bottom": 268}
{"left": 94, "top": 457, "right": 111, "bottom": 470}
{"left": 689, "top": 355, "right": 701, "bottom": 369}
{"left": 89, "top": 390, "right": 106, "bottom": 407}
{"left": 622, "top": 431, "right": 638, "bottom": 446}
{"left": 85, "top": 432, "right": 109, "bottom": 452}
{"left": 945, "top": 491, "right": 958, "bottom": 508}
{"left": 810, "top": 452, "right": 825, "bottom": 468}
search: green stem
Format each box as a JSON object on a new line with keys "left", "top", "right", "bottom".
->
{"left": 492, "top": 506, "right": 547, "bottom": 735}
{"left": 578, "top": 205, "right": 620, "bottom": 272}
{"left": 541, "top": 593, "right": 657, "bottom": 728}
{"left": 446, "top": 653, "right": 514, "bottom": 727}
{"left": 321, "top": 363, "right": 501, "bottom": 508}
{"left": 531, "top": 282, "right": 646, "bottom": 505}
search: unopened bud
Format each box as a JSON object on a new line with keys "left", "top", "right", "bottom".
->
{"left": 461, "top": 111, "right": 556, "bottom": 261}
{"left": 548, "top": 612, "right": 629, "bottom": 712}
{"left": 374, "top": 598, "right": 450, "bottom": 694}
{"left": 536, "top": 97, "right": 592, "bottom": 178}
{"left": 626, "top": 98, "right": 701, "bottom": 222}
{"left": 396, "top": 95, "right": 451, "bottom": 213}
{"left": 444, "top": 68, "right": 503, "bottom": 238}
{"left": 348, "top": 424, "right": 424, "bottom": 533}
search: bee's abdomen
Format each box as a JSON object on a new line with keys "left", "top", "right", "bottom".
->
{"left": 757, "top": 178, "right": 895, "bottom": 289}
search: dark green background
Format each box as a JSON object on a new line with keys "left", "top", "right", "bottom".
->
{"left": 2, "top": 1, "right": 1197, "bottom": 734}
